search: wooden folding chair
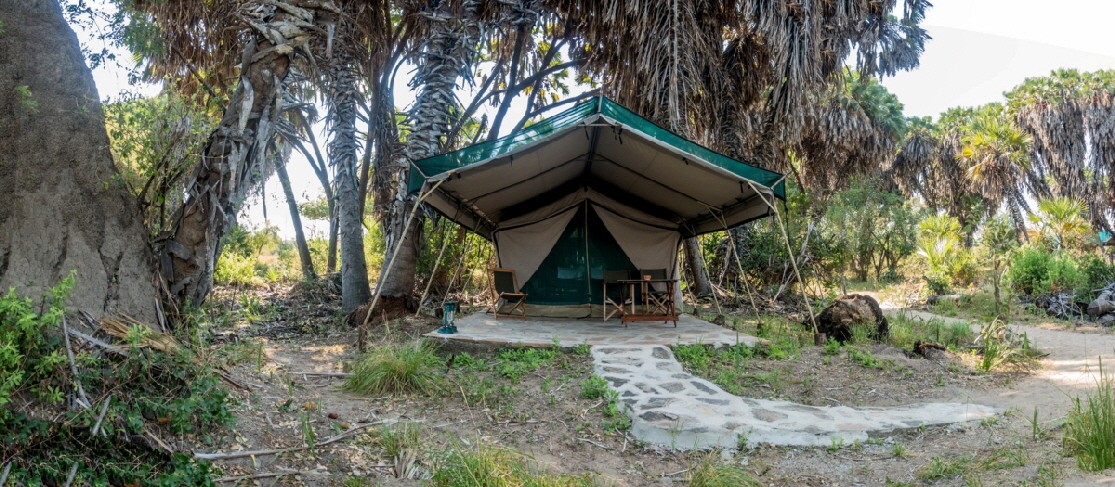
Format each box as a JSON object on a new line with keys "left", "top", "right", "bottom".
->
{"left": 491, "top": 268, "right": 528, "bottom": 319}
{"left": 602, "top": 270, "right": 630, "bottom": 321}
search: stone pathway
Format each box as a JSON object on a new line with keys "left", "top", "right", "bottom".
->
{"left": 425, "top": 313, "right": 764, "bottom": 348}
{"left": 593, "top": 345, "right": 998, "bottom": 449}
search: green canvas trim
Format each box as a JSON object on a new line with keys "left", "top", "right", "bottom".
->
{"left": 407, "top": 98, "right": 785, "bottom": 199}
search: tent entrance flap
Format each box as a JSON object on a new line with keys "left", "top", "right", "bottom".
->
{"left": 511, "top": 204, "right": 643, "bottom": 307}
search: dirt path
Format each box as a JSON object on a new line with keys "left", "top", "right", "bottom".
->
{"left": 885, "top": 308, "right": 1115, "bottom": 486}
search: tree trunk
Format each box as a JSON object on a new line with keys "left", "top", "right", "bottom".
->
{"left": 276, "top": 150, "right": 316, "bottom": 280}
{"left": 327, "top": 55, "right": 372, "bottom": 312}
{"left": 683, "top": 237, "right": 712, "bottom": 297}
{"left": 0, "top": 0, "right": 157, "bottom": 321}
{"left": 375, "top": 0, "right": 481, "bottom": 310}
{"left": 158, "top": 3, "right": 324, "bottom": 311}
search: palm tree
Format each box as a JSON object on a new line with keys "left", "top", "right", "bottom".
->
{"left": 374, "top": 0, "right": 484, "bottom": 312}
{"left": 125, "top": 0, "right": 340, "bottom": 311}
{"left": 1031, "top": 196, "right": 1090, "bottom": 250}
{"left": 958, "top": 104, "right": 1032, "bottom": 238}
{"left": 1007, "top": 69, "right": 1115, "bottom": 233}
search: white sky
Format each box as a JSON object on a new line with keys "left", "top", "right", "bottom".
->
{"left": 81, "top": 0, "right": 1115, "bottom": 239}
{"left": 880, "top": 0, "right": 1115, "bottom": 118}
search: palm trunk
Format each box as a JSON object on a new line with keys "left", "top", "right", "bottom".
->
{"left": 276, "top": 152, "right": 316, "bottom": 280}
{"left": 683, "top": 237, "right": 712, "bottom": 296}
{"left": 375, "top": 0, "right": 481, "bottom": 310}
{"left": 160, "top": 4, "right": 323, "bottom": 309}
{"left": 327, "top": 56, "right": 372, "bottom": 312}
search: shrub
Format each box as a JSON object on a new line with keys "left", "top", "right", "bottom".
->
{"left": 1007, "top": 246, "right": 1085, "bottom": 296}
{"left": 343, "top": 341, "right": 443, "bottom": 396}
{"left": 1079, "top": 254, "right": 1115, "bottom": 300}
{"left": 1, "top": 275, "right": 233, "bottom": 484}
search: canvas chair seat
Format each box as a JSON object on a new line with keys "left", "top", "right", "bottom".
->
{"left": 491, "top": 268, "right": 528, "bottom": 318}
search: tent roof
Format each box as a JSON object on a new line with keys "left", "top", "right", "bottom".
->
{"left": 408, "top": 97, "right": 785, "bottom": 239}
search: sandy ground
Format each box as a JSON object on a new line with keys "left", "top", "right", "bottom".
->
{"left": 885, "top": 307, "right": 1115, "bottom": 486}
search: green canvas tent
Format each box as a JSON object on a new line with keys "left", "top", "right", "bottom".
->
{"left": 409, "top": 97, "right": 784, "bottom": 317}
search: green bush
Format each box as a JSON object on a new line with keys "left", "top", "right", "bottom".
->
{"left": 1007, "top": 246, "right": 1086, "bottom": 296}
{"left": 1, "top": 275, "right": 232, "bottom": 484}
{"left": 1080, "top": 254, "right": 1115, "bottom": 300}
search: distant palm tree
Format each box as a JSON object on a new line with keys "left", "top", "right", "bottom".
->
{"left": 1030, "top": 197, "right": 1090, "bottom": 250}
{"left": 959, "top": 104, "right": 1032, "bottom": 238}
{"left": 1006, "top": 69, "right": 1115, "bottom": 233}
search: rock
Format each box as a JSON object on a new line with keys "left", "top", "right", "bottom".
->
{"left": 1088, "top": 298, "right": 1114, "bottom": 318}
{"left": 927, "top": 295, "right": 963, "bottom": 305}
{"left": 1098, "top": 314, "right": 1115, "bottom": 326}
{"left": 810, "top": 294, "right": 889, "bottom": 343}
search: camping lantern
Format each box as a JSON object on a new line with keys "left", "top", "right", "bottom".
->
{"left": 439, "top": 302, "right": 457, "bottom": 334}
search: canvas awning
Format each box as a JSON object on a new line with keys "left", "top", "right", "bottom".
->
{"left": 408, "top": 97, "right": 785, "bottom": 240}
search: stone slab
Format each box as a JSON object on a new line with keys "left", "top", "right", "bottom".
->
{"left": 592, "top": 346, "right": 997, "bottom": 449}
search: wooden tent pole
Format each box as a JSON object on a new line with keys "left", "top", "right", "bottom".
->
{"left": 414, "top": 208, "right": 461, "bottom": 317}
{"left": 743, "top": 180, "right": 819, "bottom": 335}
{"left": 711, "top": 211, "right": 765, "bottom": 330}
{"left": 359, "top": 178, "right": 447, "bottom": 351}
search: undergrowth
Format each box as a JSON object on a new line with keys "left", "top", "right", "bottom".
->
{"left": 1063, "top": 359, "right": 1115, "bottom": 471}
{"left": 0, "top": 273, "right": 234, "bottom": 485}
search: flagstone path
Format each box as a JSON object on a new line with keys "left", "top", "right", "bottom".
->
{"left": 593, "top": 345, "right": 998, "bottom": 449}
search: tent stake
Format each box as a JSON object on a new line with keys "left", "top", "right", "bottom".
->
{"left": 359, "top": 179, "right": 447, "bottom": 352}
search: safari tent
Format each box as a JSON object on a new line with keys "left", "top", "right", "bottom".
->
{"left": 408, "top": 97, "right": 785, "bottom": 317}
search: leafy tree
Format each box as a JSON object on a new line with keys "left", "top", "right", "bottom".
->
{"left": 823, "top": 178, "right": 919, "bottom": 282}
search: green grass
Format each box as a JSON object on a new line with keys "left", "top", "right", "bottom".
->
{"left": 1063, "top": 359, "right": 1115, "bottom": 471}
{"left": 430, "top": 442, "right": 603, "bottom": 487}
{"left": 918, "top": 455, "right": 976, "bottom": 479}
{"left": 369, "top": 422, "right": 423, "bottom": 458}
{"left": 343, "top": 340, "right": 443, "bottom": 396}
{"left": 687, "top": 452, "right": 762, "bottom": 487}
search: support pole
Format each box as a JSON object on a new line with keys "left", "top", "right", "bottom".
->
{"left": 359, "top": 179, "right": 447, "bottom": 351}
{"left": 744, "top": 180, "right": 819, "bottom": 335}
{"left": 414, "top": 209, "right": 461, "bottom": 317}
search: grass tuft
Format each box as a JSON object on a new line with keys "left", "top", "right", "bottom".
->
{"left": 343, "top": 340, "right": 443, "bottom": 395}
{"left": 430, "top": 441, "right": 603, "bottom": 487}
{"left": 687, "top": 452, "right": 762, "bottom": 487}
{"left": 1063, "top": 359, "right": 1115, "bottom": 471}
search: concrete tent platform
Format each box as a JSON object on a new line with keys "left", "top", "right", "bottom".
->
{"left": 423, "top": 313, "right": 765, "bottom": 348}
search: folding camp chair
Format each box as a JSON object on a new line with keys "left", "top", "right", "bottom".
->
{"left": 640, "top": 268, "right": 671, "bottom": 315}
{"left": 490, "top": 268, "right": 528, "bottom": 319}
{"left": 602, "top": 270, "right": 630, "bottom": 321}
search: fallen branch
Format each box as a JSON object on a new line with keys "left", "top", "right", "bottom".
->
{"left": 577, "top": 437, "right": 611, "bottom": 450}
{"left": 61, "top": 316, "right": 91, "bottom": 409}
{"left": 90, "top": 395, "right": 112, "bottom": 436}
{"left": 0, "top": 463, "right": 11, "bottom": 487}
{"left": 215, "top": 471, "right": 306, "bottom": 483}
{"left": 195, "top": 420, "right": 388, "bottom": 460}
{"left": 291, "top": 372, "right": 352, "bottom": 377}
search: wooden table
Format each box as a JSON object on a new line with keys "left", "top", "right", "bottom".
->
{"left": 617, "top": 279, "right": 678, "bottom": 327}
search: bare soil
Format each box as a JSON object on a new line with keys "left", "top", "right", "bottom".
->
{"left": 193, "top": 285, "right": 1115, "bottom": 486}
